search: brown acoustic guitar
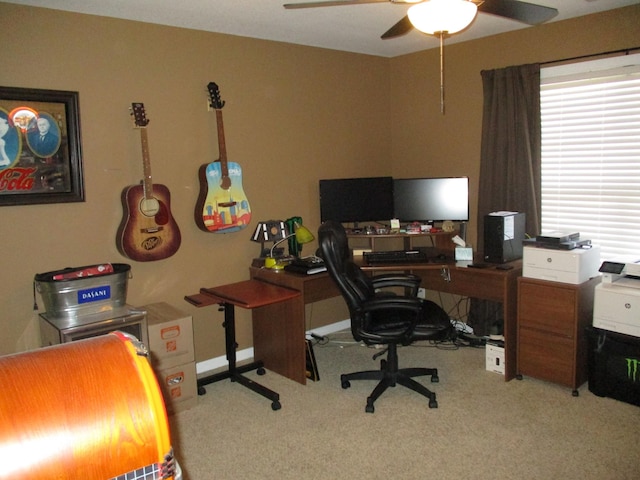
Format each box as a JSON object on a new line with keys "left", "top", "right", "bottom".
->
{"left": 117, "top": 103, "right": 181, "bottom": 261}
{"left": 0, "top": 332, "right": 177, "bottom": 479}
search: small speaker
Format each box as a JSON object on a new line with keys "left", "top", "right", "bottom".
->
{"left": 484, "top": 213, "right": 525, "bottom": 263}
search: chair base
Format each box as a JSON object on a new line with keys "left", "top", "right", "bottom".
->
{"left": 340, "top": 344, "right": 440, "bottom": 413}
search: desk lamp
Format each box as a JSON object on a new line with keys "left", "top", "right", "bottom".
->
{"left": 265, "top": 221, "right": 315, "bottom": 270}
{"left": 251, "top": 220, "right": 288, "bottom": 258}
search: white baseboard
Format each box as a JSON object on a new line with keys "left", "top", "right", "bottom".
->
{"left": 195, "top": 318, "right": 350, "bottom": 376}
{"left": 307, "top": 319, "right": 350, "bottom": 339}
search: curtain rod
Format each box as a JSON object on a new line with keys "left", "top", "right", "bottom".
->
{"left": 541, "top": 46, "right": 640, "bottom": 66}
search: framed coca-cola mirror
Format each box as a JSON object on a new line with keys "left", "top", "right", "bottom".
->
{"left": 0, "top": 86, "right": 84, "bottom": 206}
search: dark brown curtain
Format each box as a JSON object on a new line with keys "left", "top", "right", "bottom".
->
{"left": 469, "top": 64, "right": 542, "bottom": 336}
{"left": 477, "top": 63, "right": 542, "bottom": 252}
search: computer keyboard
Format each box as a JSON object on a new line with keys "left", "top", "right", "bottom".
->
{"left": 363, "top": 250, "right": 429, "bottom": 265}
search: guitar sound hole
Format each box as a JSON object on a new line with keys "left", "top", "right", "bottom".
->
{"left": 139, "top": 198, "right": 160, "bottom": 217}
{"left": 220, "top": 177, "right": 231, "bottom": 190}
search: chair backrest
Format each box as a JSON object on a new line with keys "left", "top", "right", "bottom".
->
{"left": 318, "top": 221, "right": 376, "bottom": 340}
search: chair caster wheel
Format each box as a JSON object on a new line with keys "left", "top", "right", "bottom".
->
{"left": 341, "top": 379, "right": 351, "bottom": 389}
{"left": 365, "top": 403, "right": 375, "bottom": 414}
{"left": 257, "top": 367, "right": 266, "bottom": 376}
{"left": 197, "top": 386, "right": 207, "bottom": 396}
{"left": 271, "top": 401, "right": 282, "bottom": 411}
{"left": 431, "top": 375, "right": 439, "bottom": 383}
{"left": 429, "top": 399, "right": 438, "bottom": 409}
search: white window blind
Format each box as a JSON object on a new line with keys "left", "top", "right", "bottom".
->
{"left": 540, "top": 54, "right": 640, "bottom": 260}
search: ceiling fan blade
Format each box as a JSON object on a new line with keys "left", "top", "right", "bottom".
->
{"left": 284, "top": 0, "right": 389, "bottom": 9}
{"left": 381, "top": 15, "right": 413, "bottom": 39}
{"left": 478, "top": 0, "right": 558, "bottom": 25}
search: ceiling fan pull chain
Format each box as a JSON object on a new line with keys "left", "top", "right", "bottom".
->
{"left": 440, "top": 31, "right": 445, "bottom": 115}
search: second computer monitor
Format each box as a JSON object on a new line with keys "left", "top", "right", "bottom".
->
{"left": 393, "top": 177, "right": 469, "bottom": 223}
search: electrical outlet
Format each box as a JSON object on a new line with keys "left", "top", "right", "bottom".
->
{"left": 417, "top": 288, "right": 426, "bottom": 299}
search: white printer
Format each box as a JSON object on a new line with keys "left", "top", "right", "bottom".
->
{"left": 523, "top": 244, "right": 601, "bottom": 284}
{"left": 592, "top": 259, "right": 640, "bottom": 338}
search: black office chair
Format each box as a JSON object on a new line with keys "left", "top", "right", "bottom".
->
{"left": 318, "top": 221, "right": 454, "bottom": 413}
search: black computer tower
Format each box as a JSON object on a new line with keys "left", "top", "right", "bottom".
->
{"left": 483, "top": 212, "right": 525, "bottom": 263}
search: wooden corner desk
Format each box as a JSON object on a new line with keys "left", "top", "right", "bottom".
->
{"left": 249, "top": 258, "right": 522, "bottom": 383}
{"left": 186, "top": 260, "right": 522, "bottom": 401}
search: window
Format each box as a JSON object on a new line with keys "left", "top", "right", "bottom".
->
{"left": 540, "top": 54, "right": 640, "bottom": 260}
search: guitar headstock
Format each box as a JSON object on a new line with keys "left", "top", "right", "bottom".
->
{"left": 207, "top": 82, "right": 225, "bottom": 110}
{"left": 131, "top": 103, "right": 150, "bottom": 128}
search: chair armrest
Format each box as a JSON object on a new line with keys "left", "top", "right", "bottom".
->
{"left": 360, "top": 295, "right": 422, "bottom": 313}
{"left": 371, "top": 273, "right": 421, "bottom": 297}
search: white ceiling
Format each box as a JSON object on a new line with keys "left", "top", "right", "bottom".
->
{"left": 5, "top": 0, "right": 639, "bottom": 57}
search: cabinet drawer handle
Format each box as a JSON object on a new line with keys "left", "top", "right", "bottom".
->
{"left": 440, "top": 267, "right": 451, "bottom": 282}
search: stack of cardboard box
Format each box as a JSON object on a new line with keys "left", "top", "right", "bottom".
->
{"left": 143, "top": 302, "right": 197, "bottom": 414}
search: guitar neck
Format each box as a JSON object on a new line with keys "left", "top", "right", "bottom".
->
{"left": 215, "top": 109, "right": 229, "bottom": 178}
{"left": 139, "top": 128, "right": 154, "bottom": 200}
{"left": 110, "top": 463, "right": 162, "bottom": 480}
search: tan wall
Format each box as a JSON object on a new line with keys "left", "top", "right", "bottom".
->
{"left": 0, "top": 2, "right": 638, "bottom": 362}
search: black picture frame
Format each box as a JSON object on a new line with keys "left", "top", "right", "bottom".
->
{"left": 0, "top": 86, "right": 84, "bottom": 206}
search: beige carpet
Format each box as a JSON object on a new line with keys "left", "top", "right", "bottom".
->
{"left": 169, "top": 334, "right": 639, "bottom": 480}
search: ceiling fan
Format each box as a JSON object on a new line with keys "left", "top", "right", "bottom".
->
{"left": 283, "top": 0, "right": 559, "bottom": 40}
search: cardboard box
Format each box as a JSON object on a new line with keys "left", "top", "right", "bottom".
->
{"left": 156, "top": 361, "right": 198, "bottom": 414}
{"left": 486, "top": 343, "right": 505, "bottom": 375}
{"left": 142, "top": 302, "right": 195, "bottom": 370}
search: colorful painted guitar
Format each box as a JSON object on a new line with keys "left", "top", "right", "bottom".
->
{"left": 116, "top": 103, "right": 181, "bottom": 261}
{"left": 195, "top": 82, "right": 251, "bottom": 232}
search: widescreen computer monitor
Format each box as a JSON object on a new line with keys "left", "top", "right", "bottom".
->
{"left": 319, "top": 177, "right": 394, "bottom": 224}
{"left": 393, "top": 177, "right": 469, "bottom": 223}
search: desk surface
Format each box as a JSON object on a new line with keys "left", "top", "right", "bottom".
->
{"left": 185, "top": 279, "right": 300, "bottom": 309}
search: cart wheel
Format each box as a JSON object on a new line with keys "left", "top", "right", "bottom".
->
{"left": 271, "top": 401, "right": 282, "bottom": 411}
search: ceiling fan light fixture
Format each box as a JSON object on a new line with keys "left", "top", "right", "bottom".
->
{"left": 408, "top": 0, "right": 478, "bottom": 35}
